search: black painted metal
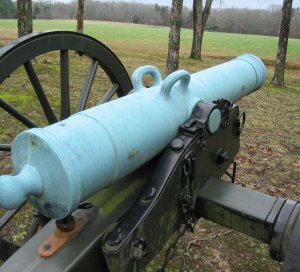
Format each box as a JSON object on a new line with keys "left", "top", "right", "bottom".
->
{"left": 60, "top": 49, "right": 70, "bottom": 120}
{"left": 196, "top": 178, "right": 283, "bottom": 243}
{"left": 270, "top": 200, "right": 299, "bottom": 261}
{"left": 99, "top": 83, "right": 120, "bottom": 104}
{"left": 0, "top": 31, "right": 132, "bottom": 94}
{"left": 0, "top": 238, "right": 19, "bottom": 262}
{"left": 102, "top": 101, "right": 240, "bottom": 271}
{"left": 0, "top": 168, "right": 146, "bottom": 272}
{"left": 24, "top": 61, "right": 58, "bottom": 124}
{"left": 0, "top": 201, "right": 26, "bottom": 231}
{"left": 0, "top": 98, "right": 37, "bottom": 128}
{"left": 76, "top": 59, "right": 99, "bottom": 112}
{"left": 0, "top": 144, "right": 11, "bottom": 152}
{"left": 281, "top": 207, "right": 300, "bottom": 272}
{"left": 225, "top": 161, "right": 237, "bottom": 183}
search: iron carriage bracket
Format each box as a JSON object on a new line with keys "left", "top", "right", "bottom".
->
{"left": 102, "top": 100, "right": 241, "bottom": 271}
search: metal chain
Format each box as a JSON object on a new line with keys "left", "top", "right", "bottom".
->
{"left": 181, "top": 155, "right": 196, "bottom": 232}
{"left": 157, "top": 224, "right": 188, "bottom": 272}
{"left": 157, "top": 154, "right": 196, "bottom": 272}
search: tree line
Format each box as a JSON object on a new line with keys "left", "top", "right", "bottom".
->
{"left": 3, "top": 0, "right": 295, "bottom": 85}
{"left": 1, "top": 0, "right": 299, "bottom": 39}
{"left": 207, "top": 6, "right": 299, "bottom": 39}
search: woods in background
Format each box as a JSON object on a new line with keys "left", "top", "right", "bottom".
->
{"left": 1, "top": 1, "right": 299, "bottom": 39}
{"left": 1, "top": 0, "right": 298, "bottom": 86}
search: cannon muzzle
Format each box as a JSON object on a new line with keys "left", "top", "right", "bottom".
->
{"left": 0, "top": 54, "right": 266, "bottom": 219}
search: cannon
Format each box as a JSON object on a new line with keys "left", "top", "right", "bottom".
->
{"left": 0, "top": 31, "right": 299, "bottom": 271}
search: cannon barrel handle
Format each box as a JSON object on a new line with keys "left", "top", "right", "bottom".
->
{"left": 131, "top": 65, "right": 163, "bottom": 91}
{"left": 132, "top": 66, "right": 191, "bottom": 99}
{"left": 160, "top": 70, "right": 190, "bottom": 99}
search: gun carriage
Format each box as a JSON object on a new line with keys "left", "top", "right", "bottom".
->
{"left": 0, "top": 31, "right": 299, "bottom": 271}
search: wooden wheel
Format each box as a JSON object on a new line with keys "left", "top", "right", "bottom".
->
{"left": 0, "top": 31, "right": 132, "bottom": 259}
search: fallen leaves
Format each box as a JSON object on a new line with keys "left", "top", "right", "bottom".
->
{"left": 292, "top": 160, "right": 300, "bottom": 167}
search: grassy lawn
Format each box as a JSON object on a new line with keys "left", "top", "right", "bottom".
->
{"left": 0, "top": 19, "right": 299, "bottom": 271}
{"left": 1, "top": 19, "right": 300, "bottom": 66}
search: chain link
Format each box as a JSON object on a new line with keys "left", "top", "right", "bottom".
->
{"left": 181, "top": 155, "right": 196, "bottom": 232}
{"left": 157, "top": 224, "right": 188, "bottom": 272}
{"left": 157, "top": 153, "right": 196, "bottom": 272}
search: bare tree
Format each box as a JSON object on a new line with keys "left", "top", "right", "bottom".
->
{"left": 190, "top": 0, "right": 213, "bottom": 59}
{"left": 76, "top": 0, "right": 85, "bottom": 33}
{"left": 17, "top": 0, "right": 32, "bottom": 37}
{"left": 271, "top": 0, "right": 293, "bottom": 86}
{"left": 166, "top": 0, "right": 183, "bottom": 75}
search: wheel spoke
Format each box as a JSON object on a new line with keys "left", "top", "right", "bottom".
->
{"left": 0, "top": 144, "right": 11, "bottom": 152}
{"left": 75, "top": 59, "right": 99, "bottom": 112}
{"left": 0, "top": 98, "right": 37, "bottom": 128}
{"left": 0, "top": 237, "right": 19, "bottom": 261}
{"left": 0, "top": 201, "right": 26, "bottom": 231}
{"left": 98, "top": 83, "right": 120, "bottom": 104}
{"left": 0, "top": 31, "right": 133, "bottom": 256}
{"left": 60, "top": 50, "right": 70, "bottom": 120}
{"left": 24, "top": 61, "right": 58, "bottom": 124}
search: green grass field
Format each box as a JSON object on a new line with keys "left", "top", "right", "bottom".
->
{"left": 0, "top": 19, "right": 299, "bottom": 271}
{"left": 1, "top": 19, "right": 300, "bottom": 66}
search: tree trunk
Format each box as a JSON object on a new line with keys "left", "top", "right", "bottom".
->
{"left": 166, "top": 0, "right": 183, "bottom": 75}
{"left": 271, "top": 0, "right": 293, "bottom": 86}
{"left": 190, "top": 0, "right": 213, "bottom": 60}
{"left": 190, "top": 0, "right": 202, "bottom": 59}
{"left": 77, "top": 0, "right": 85, "bottom": 33}
{"left": 17, "top": 0, "right": 32, "bottom": 38}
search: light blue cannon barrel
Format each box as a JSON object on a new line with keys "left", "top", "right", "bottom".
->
{"left": 0, "top": 54, "right": 266, "bottom": 219}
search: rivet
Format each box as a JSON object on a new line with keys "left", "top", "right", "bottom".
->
{"left": 107, "top": 233, "right": 122, "bottom": 247}
{"left": 141, "top": 187, "right": 156, "bottom": 202}
{"left": 170, "top": 138, "right": 184, "bottom": 151}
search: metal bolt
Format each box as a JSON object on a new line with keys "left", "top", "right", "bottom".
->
{"left": 107, "top": 233, "right": 122, "bottom": 247}
{"left": 141, "top": 187, "right": 156, "bottom": 202}
{"left": 43, "top": 244, "right": 52, "bottom": 251}
{"left": 215, "top": 148, "right": 229, "bottom": 164}
{"left": 170, "top": 138, "right": 184, "bottom": 151}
